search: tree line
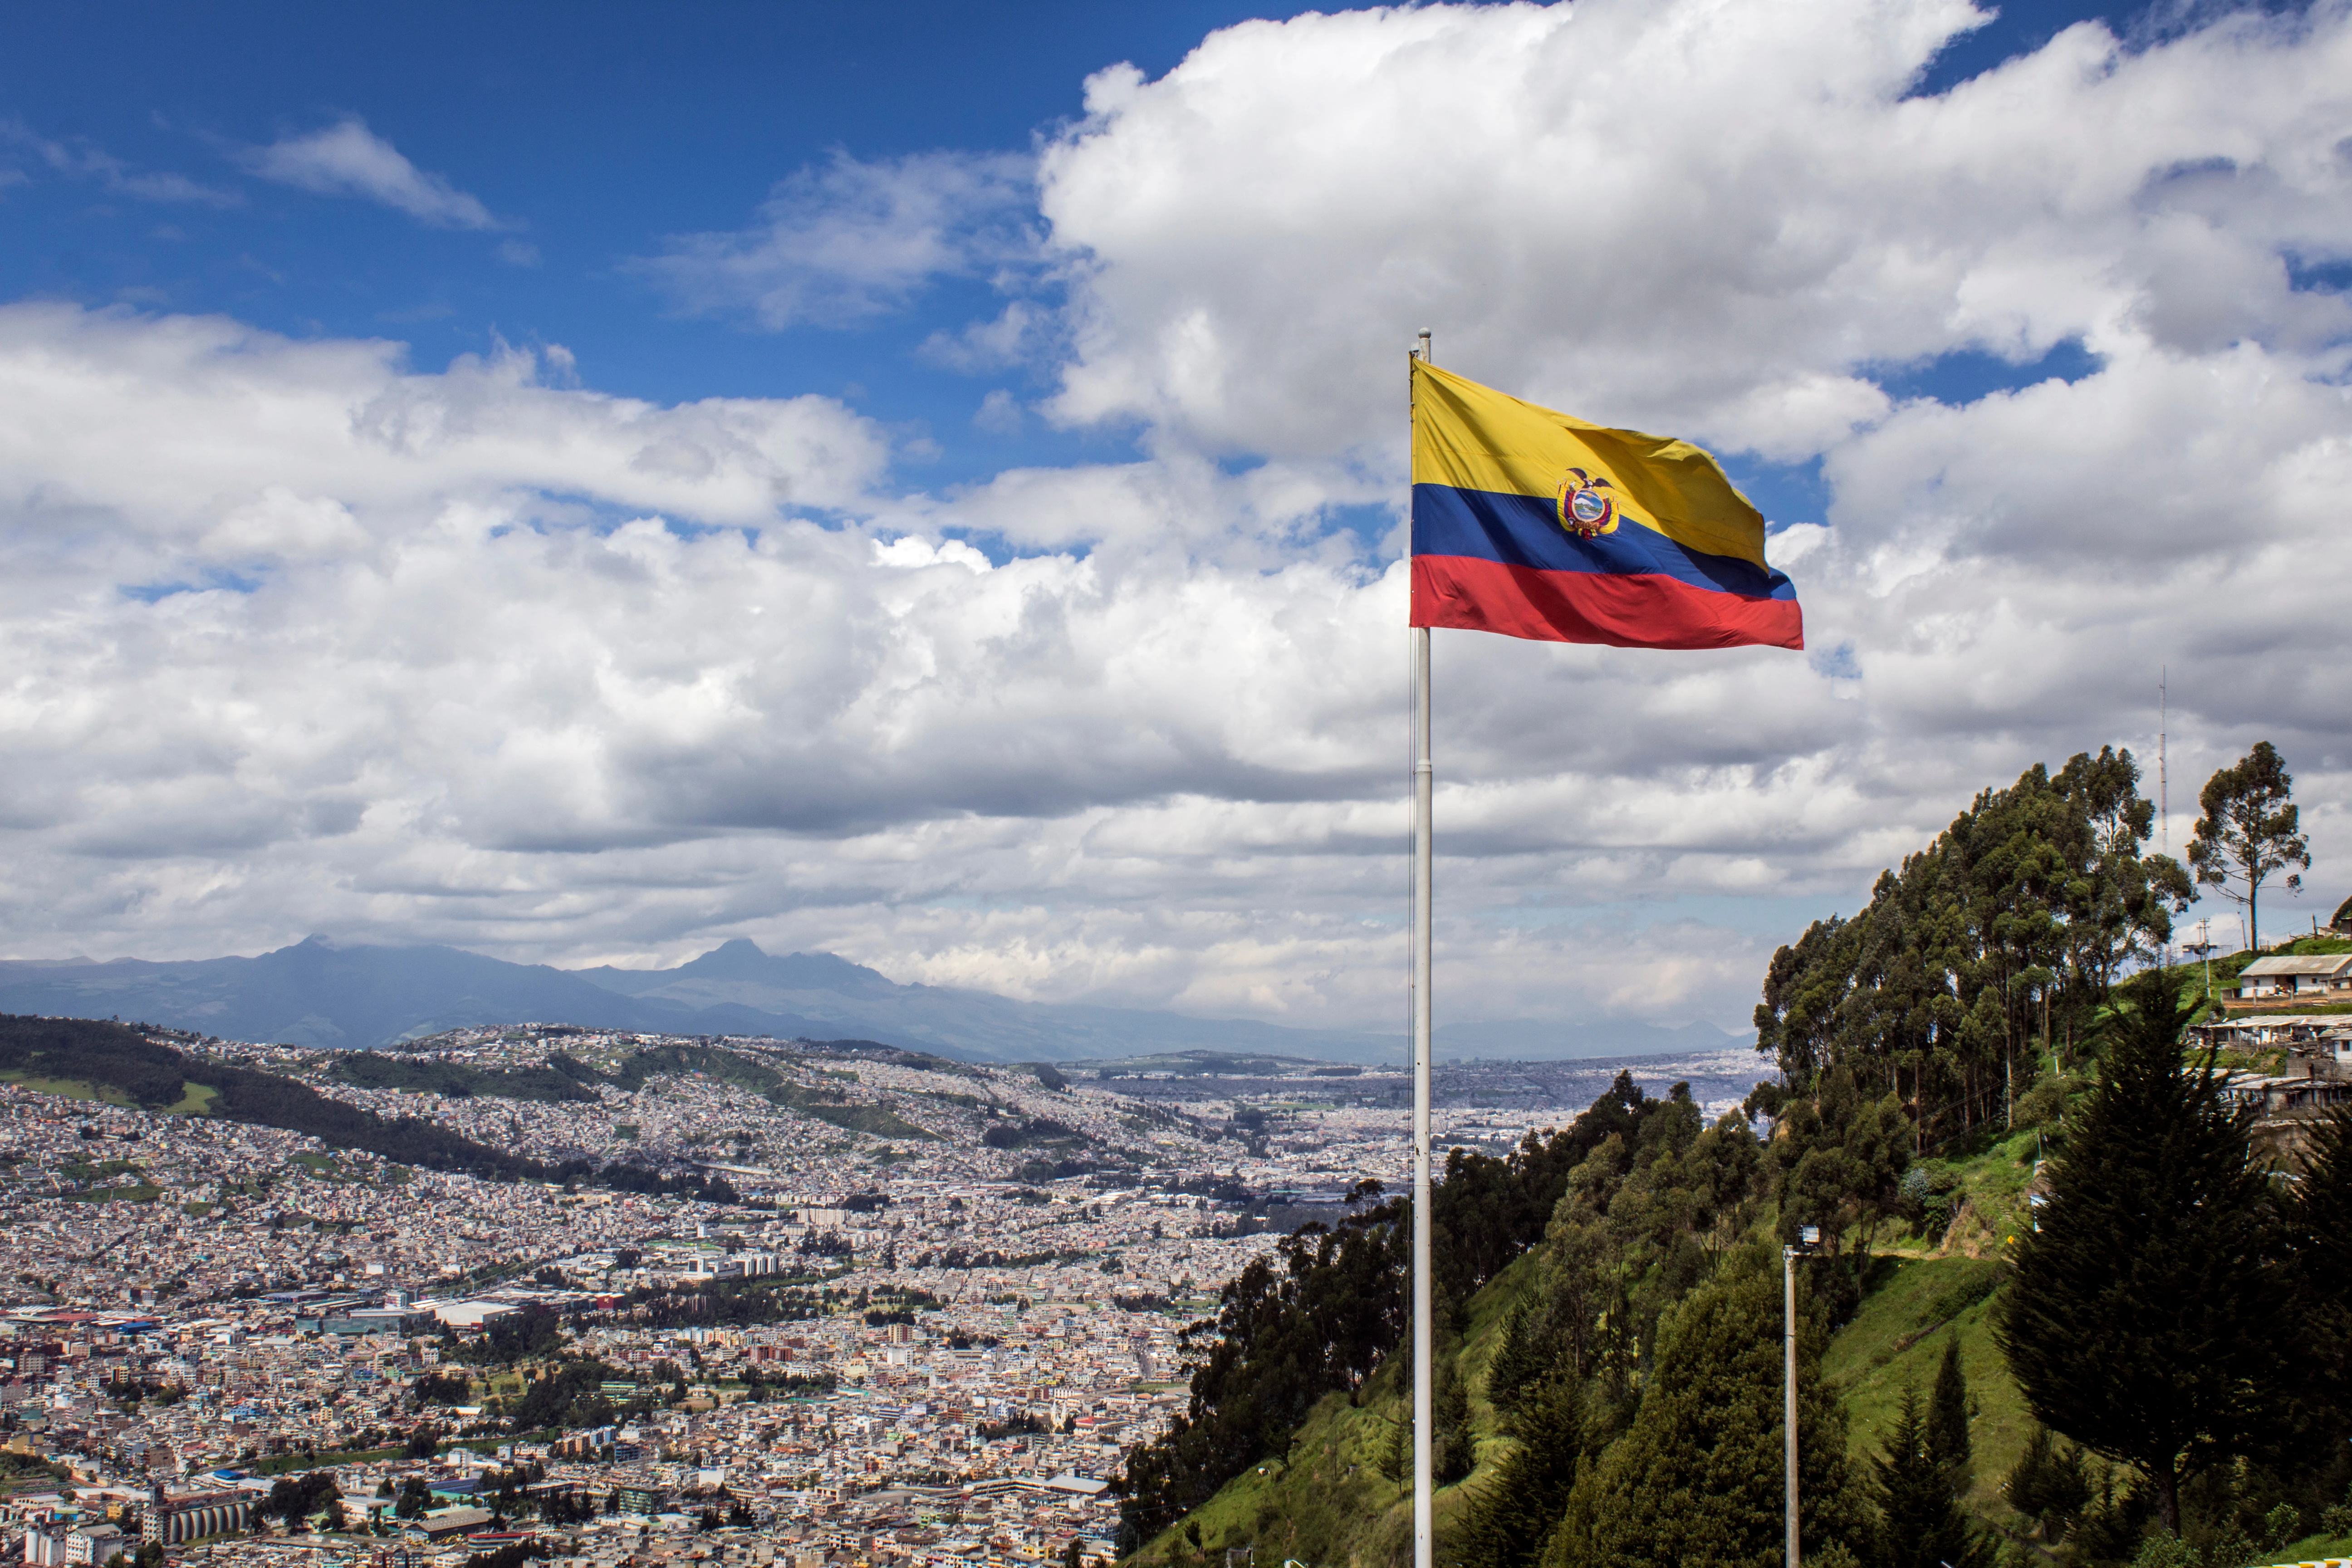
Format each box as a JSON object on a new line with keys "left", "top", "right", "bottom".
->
{"left": 1754, "top": 746, "right": 2189, "bottom": 1143}
{"left": 1755, "top": 739, "right": 2316, "bottom": 1147}
{"left": 0, "top": 1015, "right": 769, "bottom": 1204}
{"left": 0, "top": 1014, "right": 548, "bottom": 1179}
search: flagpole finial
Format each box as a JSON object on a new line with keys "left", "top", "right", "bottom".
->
{"left": 1416, "top": 329, "right": 1432, "bottom": 363}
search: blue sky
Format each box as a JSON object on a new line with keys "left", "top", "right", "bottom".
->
{"left": 3, "top": 0, "right": 2127, "bottom": 509}
{"left": 4, "top": 2, "right": 1282, "bottom": 488}
{"left": 1, "top": 0, "right": 2343, "bottom": 1037}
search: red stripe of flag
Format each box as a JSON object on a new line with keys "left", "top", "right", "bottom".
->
{"left": 1411, "top": 555, "right": 1804, "bottom": 652}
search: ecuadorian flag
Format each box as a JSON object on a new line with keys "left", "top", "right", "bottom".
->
{"left": 1411, "top": 360, "right": 1803, "bottom": 651}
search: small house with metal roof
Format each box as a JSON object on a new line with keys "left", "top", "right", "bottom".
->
{"left": 2232, "top": 954, "right": 2352, "bottom": 999}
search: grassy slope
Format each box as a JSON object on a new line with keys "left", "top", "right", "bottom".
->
{"left": 0, "top": 1071, "right": 136, "bottom": 1106}
{"left": 1128, "top": 1251, "right": 1539, "bottom": 1568}
{"left": 1825, "top": 1126, "right": 2092, "bottom": 1549}
{"left": 1822, "top": 1254, "right": 2034, "bottom": 1528}
{"left": 3, "top": 1071, "right": 218, "bottom": 1116}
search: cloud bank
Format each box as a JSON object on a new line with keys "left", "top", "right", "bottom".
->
{"left": 4, "top": 0, "right": 2350, "bottom": 1042}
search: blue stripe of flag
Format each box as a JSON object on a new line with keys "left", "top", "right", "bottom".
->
{"left": 1411, "top": 484, "right": 1797, "bottom": 602}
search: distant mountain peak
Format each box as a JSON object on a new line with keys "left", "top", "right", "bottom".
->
{"left": 672, "top": 937, "right": 776, "bottom": 979}
{"left": 669, "top": 941, "right": 896, "bottom": 992}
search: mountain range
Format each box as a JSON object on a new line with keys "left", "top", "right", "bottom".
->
{"left": 0, "top": 935, "right": 1735, "bottom": 1064}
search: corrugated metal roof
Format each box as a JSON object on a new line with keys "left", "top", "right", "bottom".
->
{"left": 2238, "top": 955, "right": 2352, "bottom": 976}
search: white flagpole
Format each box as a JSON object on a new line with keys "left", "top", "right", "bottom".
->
{"left": 1409, "top": 327, "right": 1435, "bottom": 1568}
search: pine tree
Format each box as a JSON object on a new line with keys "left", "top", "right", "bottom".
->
{"left": 1997, "top": 971, "right": 2287, "bottom": 1534}
{"left": 1450, "top": 1374, "right": 1583, "bottom": 1568}
{"left": 1485, "top": 1299, "right": 1552, "bottom": 1416}
{"left": 1926, "top": 1335, "right": 1971, "bottom": 1484}
{"left": 1874, "top": 1386, "right": 1994, "bottom": 1568}
{"left": 2004, "top": 1425, "right": 2090, "bottom": 1533}
{"left": 1434, "top": 1350, "right": 1474, "bottom": 1484}
{"left": 2286, "top": 1106, "right": 2352, "bottom": 1419}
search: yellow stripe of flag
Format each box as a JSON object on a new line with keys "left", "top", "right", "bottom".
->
{"left": 1412, "top": 361, "right": 1770, "bottom": 570}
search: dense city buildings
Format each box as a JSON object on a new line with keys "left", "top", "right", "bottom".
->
{"left": 0, "top": 1026, "right": 1486, "bottom": 1568}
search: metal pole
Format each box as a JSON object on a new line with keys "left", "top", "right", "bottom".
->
{"left": 1785, "top": 1244, "right": 1800, "bottom": 1568}
{"left": 1409, "top": 328, "right": 1435, "bottom": 1568}
{"left": 2159, "top": 668, "right": 2169, "bottom": 972}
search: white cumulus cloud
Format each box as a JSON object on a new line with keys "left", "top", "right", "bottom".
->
{"left": 1034, "top": 0, "right": 2352, "bottom": 466}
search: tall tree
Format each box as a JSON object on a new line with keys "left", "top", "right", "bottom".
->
{"left": 2057, "top": 745, "right": 2193, "bottom": 994}
{"left": 2186, "top": 740, "right": 2309, "bottom": 953}
{"left": 1926, "top": 1335, "right": 1971, "bottom": 1485}
{"left": 1873, "top": 1386, "right": 1994, "bottom": 1568}
{"left": 1996, "top": 973, "right": 2286, "bottom": 1534}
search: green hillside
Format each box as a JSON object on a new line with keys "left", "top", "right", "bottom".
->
{"left": 1122, "top": 744, "right": 2352, "bottom": 1568}
{"left": 0, "top": 1013, "right": 547, "bottom": 1177}
{"left": 1124, "top": 1255, "right": 1532, "bottom": 1568}
{"left": 1127, "top": 1117, "right": 2258, "bottom": 1568}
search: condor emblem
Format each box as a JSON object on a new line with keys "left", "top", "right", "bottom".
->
{"left": 1555, "top": 468, "right": 1621, "bottom": 539}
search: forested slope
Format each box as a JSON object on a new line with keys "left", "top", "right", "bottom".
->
{"left": 1115, "top": 1070, "right": 1893, "bottom": 1568}
{"left": 1121, "top": 741, "right": 2352, "bottom": 1568}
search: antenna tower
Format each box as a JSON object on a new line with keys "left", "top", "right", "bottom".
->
{"left": 2159, "top": 667, "right": 2170, "bottom": 972}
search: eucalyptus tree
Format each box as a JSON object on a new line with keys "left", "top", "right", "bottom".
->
{"left": 2187, "top": 740, "right": 2309, "bottom": 953}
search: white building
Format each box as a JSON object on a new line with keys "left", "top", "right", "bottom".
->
{"left": 64, "top": 1527, "right": 124, "bottom": 1567}
{"left": 2235, "top": 955, "right": 2352, "bottom": 998}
